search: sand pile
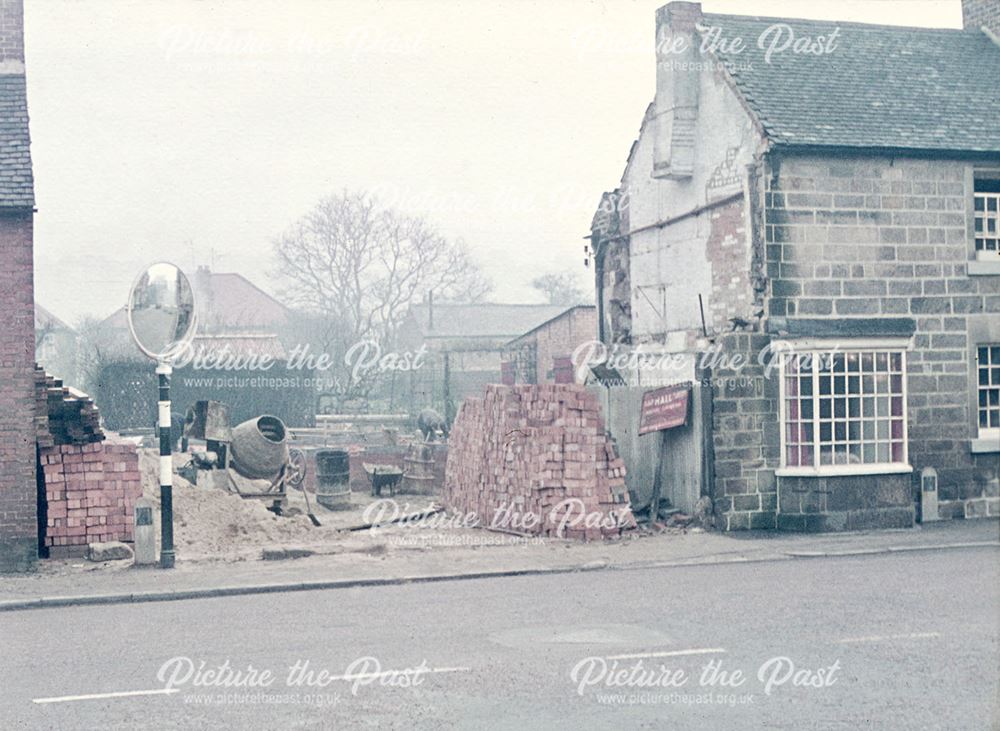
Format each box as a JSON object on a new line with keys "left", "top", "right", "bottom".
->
{"left": 139, "top": 449, "right": 334, "bottom": 560}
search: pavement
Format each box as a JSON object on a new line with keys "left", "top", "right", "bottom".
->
{"left": 1, "top": 519, "right": 996, "bottom": 612}
{"left": 2, "top": 546, "right": 997, "bottom": 729}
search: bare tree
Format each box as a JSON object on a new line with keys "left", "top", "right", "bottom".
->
{"left": 531, "top": 272, "right": 588, "bottom": 306}
{"left": 272, "top": 190, "right": 492, "bottom": 401}
{"left": 73, "top": 315, "right": 137, "bottom": 395}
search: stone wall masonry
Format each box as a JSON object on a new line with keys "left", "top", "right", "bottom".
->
{"left": 443, "top": 384, "right": 634, "bottom": 540}
{"left": 40, "top": 442, "right": 143, "bottom": 557}
{"left": 709, "top": 332, "right": 780, "bottom": 530}
{"left": 764, "top": 153, "right": 1000, "bottom": 518}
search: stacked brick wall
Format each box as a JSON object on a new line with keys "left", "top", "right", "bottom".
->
{"left": 762, "top": 153, "right": 999, "bottom": 524}
{"left": 444, "top": 384, "right": 634, "bottom": 540}
{"left": 40, "top": 442, "right": 143, "bottom": 557}
{"left": 0, "top": 213, "right": 36, "bottom": 571}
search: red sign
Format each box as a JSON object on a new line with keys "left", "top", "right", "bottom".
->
{"left": 639, "top": 383, "right": 691, "bottom": 435}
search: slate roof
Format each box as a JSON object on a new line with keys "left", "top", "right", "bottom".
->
{"left": 407, "top": 303, "right": 569, "bottom": 340}
{"left": 0, "top": 74, "right": 33, "bottom": 208}
{"left": 703, "top": 13, "right": 1000, "bottom": 153}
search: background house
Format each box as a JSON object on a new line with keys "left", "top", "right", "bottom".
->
{"left": 590, "top": 1, "right": 1000, "bottom": 531}
{"left": 92, "top": 267, "right": 314, "bottom": 431}
{"left": 398, "top": 300, "right": 567, "bottom": 421}
{"left": 35, "top": 304, "right": 76, "bottom": 385}
{"left": 502, "top": 305, "right": 597, "bottom": 385}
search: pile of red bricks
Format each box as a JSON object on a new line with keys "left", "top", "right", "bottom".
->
{"left": 39, "top": 440, "right": 143, "bottom": 556}
{"left": 444, "top": 384, "right": 634, "bottom": 540}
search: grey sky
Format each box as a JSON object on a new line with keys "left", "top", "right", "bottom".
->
{"left": 25, "top": 0, "right": 961, "bottom": 324}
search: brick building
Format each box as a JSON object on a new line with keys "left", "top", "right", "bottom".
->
{"left": 398, "top": 301, "right": 566, "bottom": 420}
{"left": 590, "top": 2, "right": 1000, "bottom": 531}
{"left": 0, "top": 0, "right": 36, "bottom": 570}
{"left": 502, "top": 305, "right": 597, "bottom": 385}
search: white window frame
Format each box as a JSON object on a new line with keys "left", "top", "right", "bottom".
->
{"left": 975, "top": 344, "right": 1000, "bottom": 446}
{"left": 970, "top": 168, "right": 1000, "bottom": 275}
{"left": 973, "top": 188, "right": 1000, "bottom": 261}
{"left": 776, "top": 338, "right": 912, "bottom": 477}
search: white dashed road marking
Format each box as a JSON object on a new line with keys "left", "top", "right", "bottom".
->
{"left": 33, "top": 689, "right": 180, "bottom": 704}
{"left": 837, "top": 632, "right": 941, "bottom": 644}
{"left": 605, "top": 648, "right": 726, "bottom": 660}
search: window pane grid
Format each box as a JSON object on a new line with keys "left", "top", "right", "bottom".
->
{"left": 783, "top": 350, "right": 906, "bottom": 468}
{"left": 978, "top": 345, "right": 1000, "bottom": 431}
{"left": 974, "top": 192, "right": 1000, "bottom": 253}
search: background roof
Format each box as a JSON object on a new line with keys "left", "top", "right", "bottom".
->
{"left": 408, "top": 303, "right": 569, "bottom": 339}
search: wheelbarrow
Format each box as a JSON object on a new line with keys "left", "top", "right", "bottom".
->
{"left": 363, "top": 463, "right": 404, "bottom": 497}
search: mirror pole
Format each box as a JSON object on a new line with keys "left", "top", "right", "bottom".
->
{"left": 156, "top": 361, "right": 175, "bottom": 569}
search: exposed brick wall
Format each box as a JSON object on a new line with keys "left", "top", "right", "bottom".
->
{"left": 762, "top": 153, "right": 1000, "bottom": 524}
{"left": 504, "top": 307, "right": 598, "bottom": 385}
{"left": 444, "top": 385, "right": 633, "bottom": 540}
{"left": 533, "top": 307, "right": 597, "bottom": 383}
{"left": 962, "top": 0, "right": 1000, "bottom": 34}
{"left": 0, "top": 212, "right": 36, "bottom": 570}
{"left": 706, "top": 198, "right": 755, "bottom": 333}
{"left": 0, "top": 0, "right": 24, "bottom": 66}
{"left": 40, "top": 442, "right": 143, "bottom": 557}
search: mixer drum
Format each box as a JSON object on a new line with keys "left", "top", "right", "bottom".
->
{"left": 229, "top": 415, "right": 289, "bottom": 480}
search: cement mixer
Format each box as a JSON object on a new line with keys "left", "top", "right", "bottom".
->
{"left": 180, "top": 401, "right": 306, "bottom": 516}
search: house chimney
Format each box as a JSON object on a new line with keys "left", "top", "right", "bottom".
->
{"left": 962, "top": 0, "right": 1000, "bottom": 36}
{"left": 0, "top": 0, "right": 26, "bottom": 74}
{"left": 652, "top": 2, "right": 702, "bottom": 180}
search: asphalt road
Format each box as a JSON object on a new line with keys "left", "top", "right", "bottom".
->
{"left": 2, "top": 547, "right": 997, "bottom": 730}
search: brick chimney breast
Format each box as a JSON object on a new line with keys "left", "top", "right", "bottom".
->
{"left": 652, "top": 2, "right": 703, "bottom": 180}
{"left": 0, "top": 0, "right": 25, "bottom": 74}
{"left": 962, "top": 0, "right": 1000, "bottom": 37}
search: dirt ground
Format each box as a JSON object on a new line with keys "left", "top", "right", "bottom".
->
{"left": 28, "top": 448, "right": 676, "bottom": 577}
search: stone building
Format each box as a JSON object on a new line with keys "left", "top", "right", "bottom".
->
{"left": 0, "top": 0, "right": 36, "bottom": 571}
{"left": 590, "top": 2, "right": 1000, "bottom": 531}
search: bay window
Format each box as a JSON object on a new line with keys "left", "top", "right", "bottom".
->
{"left": 780, "top": 348, "right": 909, "bottom": 475}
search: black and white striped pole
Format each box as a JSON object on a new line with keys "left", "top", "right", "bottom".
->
{"left": 157, "top": 362, "right": 175, "bottom": 568}
{"left": 126, "top": 262, "right": 195, "bottom": 570}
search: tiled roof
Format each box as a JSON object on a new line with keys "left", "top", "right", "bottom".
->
{"left": 193, "top": 272, "right": 293, "bottom": 332}
{"left": 0, "top": 74, "right": 33, "bottom": 208}
{"left": 704, "top": 14, "right": 1000, "bottom": 153}
{"left": 102, "top": 270, "right": 293, "bottom": 333}
{"left": 408, "top": 303, "right": 570, "bottom": 340}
